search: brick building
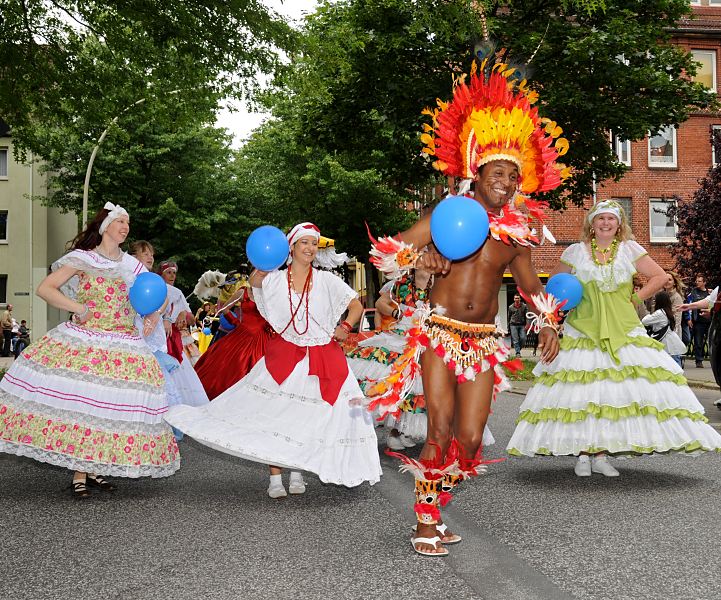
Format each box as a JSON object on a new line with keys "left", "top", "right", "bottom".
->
{"left": 503, "top": 1, "right": 721, "bottom": 319}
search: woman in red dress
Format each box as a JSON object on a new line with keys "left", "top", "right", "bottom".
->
{"left": 194, "top": 288, "right": 273, "bottom": 400}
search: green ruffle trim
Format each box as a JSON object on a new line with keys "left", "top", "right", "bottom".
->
{"left": 560, "top": 334, "right": 663, "bottom": 352}
{"left": 516, "top": 403, "right": 708, "bottom": 425}
{"left": 508, "top": 440, "right": 721, "bottom": 457}
{"left": 536, "top": 365, "right": 687, "bottom": 386}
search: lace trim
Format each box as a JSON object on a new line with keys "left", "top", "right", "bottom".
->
{"left": 245, "top": 383, "right": 362, "bottom": 408}
{"left": 0, "top": 440, "right": 180, "bottom": 478}
{"left": 52, "top": 251, "right": 145, "bottom": 300}
{"left": 51, "top": 322, "right": 148, "bottom": 349}
{"left": 0, "top": 391, "right": 170, "bottom": 430}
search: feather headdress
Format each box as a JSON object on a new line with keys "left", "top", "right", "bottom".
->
{"left": 421, "top": 59, "right": 570, "bottom": 195}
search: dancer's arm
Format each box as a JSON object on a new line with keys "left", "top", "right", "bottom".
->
{"left": 36, "top": 265, "right": 87, "bottom": 321}
{"left": 333, "top": 298, "right": 364, "bottom": 342}
{"left": 633, "top": 255, "right": 667, "bottom": 302}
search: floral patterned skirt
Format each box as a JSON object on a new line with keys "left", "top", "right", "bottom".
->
{"left": 0, "top": 321, "right": 180, "bottom": 477}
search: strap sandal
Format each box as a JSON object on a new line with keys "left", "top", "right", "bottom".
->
{"left": 70, "top": 480, "right": 92, "bottom": 499}
{"left": 411, "top": 523, "right": 462, "bottom": 545}
{"left": 411, "top": 535, "right": 448, "bottom": 557}
{"left": 86, "top": 474, "right": 117, "bottom": 492}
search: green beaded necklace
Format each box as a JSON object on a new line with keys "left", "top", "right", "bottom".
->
{"left": 590, "top": 237, "right": 619, "bottom": 266}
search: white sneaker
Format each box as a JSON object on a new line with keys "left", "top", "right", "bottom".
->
{"left": 386, "top": 435, "right": 405, "bottom": 451}
{"left": 574, "top": 455, "right": 591, "bottom": 477}
{"left": 714, "top": 398, "right": 721, "bottom": 409}
{"left": 400, "top": 434, "right": 416, "bottom": 448}
{"left": 288, "top": 472, "right": 306, "bottom": 495}
{"left": 591, "top": 456, "right": 620, "bottom": 477}
{"left": 267, "top": 480, "right": 288, "bottom": 499}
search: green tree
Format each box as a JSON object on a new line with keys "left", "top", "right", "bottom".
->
{"left": 265, "top": 0, "right": 714, "bottom": 209}
{"left": 41, "top": 105, "right": 254, "bottom": 291}
{"left": 0, "top": 0, "right": 294, "bottom": 158}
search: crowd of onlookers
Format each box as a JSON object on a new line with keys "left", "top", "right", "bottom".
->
{"left": 1, "top": 304, "right": 31, "bottom": 359}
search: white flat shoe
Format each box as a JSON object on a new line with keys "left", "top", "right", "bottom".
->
{"left": 267, "top": 482, "right": 288, "bottom": 499}
{"left": 399, "top": 434, "right": 416, "bottom": 448}
{"left": 574, "top": 455, "right": 591, "bottom": 477}
{"left": 288, "top": 472, "right": 306, "bottom": 495}
{"left": 591, "top": 456, "right": 619, "bottom": 477}
{"left": 386, "top": 435, "right": 405, "bottom": 451}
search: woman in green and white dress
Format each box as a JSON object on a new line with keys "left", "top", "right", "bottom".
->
{"left": 507, "top": 200, "right": 721, "bottom": 476}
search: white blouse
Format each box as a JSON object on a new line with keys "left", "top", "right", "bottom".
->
{"left": 254, "top": 269, "right": 357, "bottom": 347}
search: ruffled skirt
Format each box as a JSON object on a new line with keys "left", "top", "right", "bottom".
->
{"left": 164, "top": 355, "right": 382, "bottom": 487}
{"left": 0, "top": 322, "right": 180, "bottom": 477}
{"left": 507, "top": 324, "right": 721, "bottom": 457}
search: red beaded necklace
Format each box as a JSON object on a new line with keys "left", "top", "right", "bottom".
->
{"left": 280, "top": 267, "right": 313, "bottom": 335}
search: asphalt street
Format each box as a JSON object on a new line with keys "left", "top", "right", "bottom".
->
{"left": 2, "top": 384, "right": 720, "bottom": 600}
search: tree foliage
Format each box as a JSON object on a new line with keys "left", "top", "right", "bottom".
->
{"left": 0, "top": 0, "right": 294, "bottom": 158}
{"left": 264, "top": 0, "right": 714, "bottom": 210}
{"left": 668, "top": 132, "right": 721, "bottom": 289}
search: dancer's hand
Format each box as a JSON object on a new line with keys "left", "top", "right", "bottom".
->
{"left": 537, "top": 327, "right": 559, "bottom": 363}
{"left": 163, "top": 320, "right": 172, "bottom": 337}
{"left": 143, "top": 313, "right": 160, "bottom": 337}
{"left": 418, "top": 252, "right": 451, "bottom": 275}
{"left": 333, "top": 325, "right": 349, "bottom": 342}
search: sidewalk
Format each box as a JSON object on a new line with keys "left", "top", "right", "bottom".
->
{"left": 511, "top": 347, "right": 719, "bottom": 393}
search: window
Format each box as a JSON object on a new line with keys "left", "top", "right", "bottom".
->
{"left": 691, "top": 50, "right": 717, "bottom": 91}
{"left": 649, "top": 198, "right": 677, "bottom": 242}
{"left": 611, "top": 133, "right": 631, "bottom": 166}
{"left": 0, "top": 275, "right": 6, "bottom": 304}
{"left": 648, "top": 126, "right": 677, "bottom": 168}
{"left": 0, "top": 148, "right": 7, "bottom": 178}
{"left": 0, "top": 211, "right": 6, "bottom": 242}
{"left": 712, "top": 125, "right": 721, "bottom": 167}
{"left": 611, "top": 197, "right": 632, "bottom": 223}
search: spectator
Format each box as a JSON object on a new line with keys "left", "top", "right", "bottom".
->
{"left": 688, "top": 274, "right": 712, "bottom": 368}
{"left": 195, "top": 302, "right": 212, "bottom": 327}
{"left": 642, "top": 291, "right": 687, "bottom": 367}
{"left": 507, "top": 293, "right": 528, "bottom": 358}
{"left": 1, "top": 304, "right": 13, "bottom": 357}
{"left": 13, "top": 320, "right": 30, "bottom": 358}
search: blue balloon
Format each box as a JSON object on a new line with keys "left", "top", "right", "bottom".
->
{"left": 246, "top": 225, "right": 289, "bottom": 271}
{"left": 430, "top": 196, "right": 490, "bottom": 260}
{"left": 219, "top": 313, "right": 236, "bottom": 331}
{"left": 129, "top": 272, "right": 167, "bottom": 316}
{"left": 202, "top": 327, "right": 212, "bottom": 335}
{"left": 546, "top": 273, "right": 583, "bottom": 310}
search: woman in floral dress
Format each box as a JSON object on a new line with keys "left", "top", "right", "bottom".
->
{"left": 0, "top": 203, "right": 180, "bottom": 497}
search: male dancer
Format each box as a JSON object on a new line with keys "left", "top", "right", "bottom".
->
{"left": 369, "top": 60, "right": 570, "bottom": 556}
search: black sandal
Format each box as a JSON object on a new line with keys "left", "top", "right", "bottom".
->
{"left": 71, "top": 480, "right": 92, "bottom": 498}
{"left": 86, "top": 474, "right": 117, "bottom": 492}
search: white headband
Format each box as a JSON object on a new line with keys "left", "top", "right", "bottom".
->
{"left": 587, "top": 201, "right": 621, "bottom": 224}
{"left": 99, "top": 202, "right": 129, "bottom": 234}
{"left": 287, "top": 222, "right": 321, "bottom": 247}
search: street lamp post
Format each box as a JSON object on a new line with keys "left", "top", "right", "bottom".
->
{"left": 81, "top": 89, "right": 183, "bottom": 228}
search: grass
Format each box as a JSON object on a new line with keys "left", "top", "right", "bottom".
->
{"left": 504, "top": 358, "right": 537, "bottom": 381}
{"left": 0, "top": 368, "right": 5, "bottom": 381}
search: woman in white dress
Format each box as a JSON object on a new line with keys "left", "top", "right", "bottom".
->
{"left": 164, "top": 223, "right": 382, "bottom": 498}
{"left": 642, "top": 291, "right": 687, "bottom": 366}
{"left": 507, "top": 200, "right": 721, "bottom": 477}
{"left": 157, "top": 261, "right": 209, "bottom": 407}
